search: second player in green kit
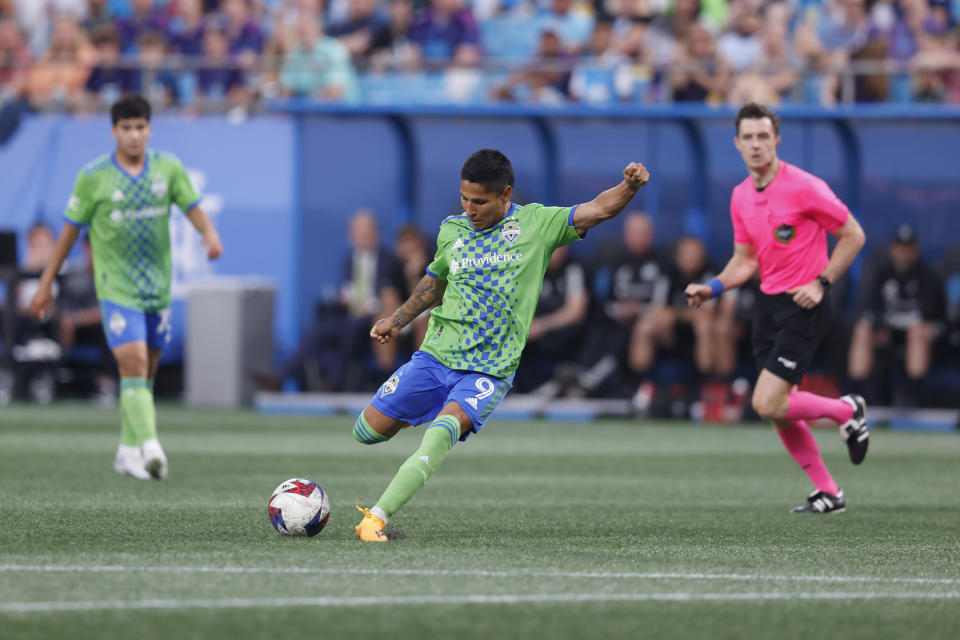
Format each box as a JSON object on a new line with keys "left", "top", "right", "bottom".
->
{"left": 29, "top": 95, "right": 224, "bottom": 480}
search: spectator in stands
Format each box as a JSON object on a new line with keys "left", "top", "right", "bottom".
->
{"left": 717, "top": 0, "right": 762, "bottom": 72}
{"left": 669, "top": 22, "right": 730, "bottom": 103}
{"left": 573, "top": 211, "right": 669, "bottom": 397}
{"left": 514, "top": 244, "right": 588, "bottom": 395}
{"left": 221, "top": 0, "right": 264, "bottom": 67}
{"left": 132, "top": 29, "right": 179, "bottom": 109}
{"left": 368, "top": 0, "right": 417, "bottom": 72}
{"left": 538, "top": 0, "right": 595, "bottom": 55}
{"left": 259, "top": 210, "right": 404, "bottom": 391}
{"left": 169, "top": 0, "right": 205, "bottom": 56}
{"left": 647, "top": 0, "right": 716, "bottom": 70}
{"left": 196, "top": 21, "right": 250, "bottom": 109}
{"left": 0, "top": 16, "right": 31, "bottom": 142}
{"left": 83, "top": 0, "right": 116, "bottom": 35}
{"left": 727, "top": 9, "right": 800, "bottom": 105}
{"left": 408, "top": 0, "right": 482, "bottom": 68}
{"left": 490, "top": 26, "right": 571, "bottom": 103}
{"left": 848, "top": 223, "right": 945, "bottom": 405}
{"left": 26, "top": 14, "right": 92, "bottom": 110}
{"left": 569, "top": 20, "right": 633, "bottom": 103}
{"left": 12, "top": 0, "right": 85, "bottom": 55}
{"left": 327, "top": 0, "right": 390, "bottom": 63}
{"left": 116, "top": 0, "right": 170, "bottom": 53}
{"left": 81, "top": 26, "right": 133, "bottom": 110}
{"left": 279, "top": 15, "right": 359, "bottom": 101}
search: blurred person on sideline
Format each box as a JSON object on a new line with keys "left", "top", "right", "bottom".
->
{"left": 513, "top": 243, "right": 588, "bottom": 395}
{"left": 393, "top": 224, "right": 433, "bottom": 350}
{"left": 28, "top": 95, "right": 223, "bottom": 481}
{"left": 261, "top": 210, "right": 404, "bottom": 392}
{"left": 847, "top": 223, "right": 944, "bottom": 406}
{"left": 685, "top": 103, "right": 868, "bottom": 515}
{"left": 573, "top": 210, "right": 670, "bottom": 399}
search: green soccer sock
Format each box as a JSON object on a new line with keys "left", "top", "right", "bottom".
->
{"left": 120, "top": 377, "right": 158, "bottom": 446}
{"left": 373, "top": 415, "right": 460, "bottom": 518}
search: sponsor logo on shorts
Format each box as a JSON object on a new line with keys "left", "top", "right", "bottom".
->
{"left": 109, "top": 311, "right": 127, "bottom": 337}
{"left": 777, "top": 356, "right": 798, "bottom": 370}
{"left": 381, "top": 374, "right": 400, "bottom": 397}
{"left": 774, "top": 224, "right": 796, "bottom": 243}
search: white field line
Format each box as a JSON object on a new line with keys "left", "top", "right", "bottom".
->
{"left": 2, "top": 592, "right": 960, "bottom": 613}
{"left": 0, "top": 565, "right": 957, "bottom": 585}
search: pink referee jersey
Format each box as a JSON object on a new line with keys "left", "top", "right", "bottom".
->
{"left": 731, "top": 161, "right": 850, "bottom": 295}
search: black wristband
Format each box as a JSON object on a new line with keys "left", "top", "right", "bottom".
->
{"left": 816, "top": 275, "right": 831, "bottom": 291}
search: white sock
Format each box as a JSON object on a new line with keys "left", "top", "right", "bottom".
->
{"left": 370, "top": 506, "right": 388, "bottom": 524}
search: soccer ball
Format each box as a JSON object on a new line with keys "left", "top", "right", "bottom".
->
{"left": 268, "top": 478, "right": 331, "bottom": 537}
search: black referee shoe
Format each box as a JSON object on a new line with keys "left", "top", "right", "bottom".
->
{"left": 840, "top": 394, "right": 869, "bottom": 465}
{"left": 791, "top": 489, "right": 846, "bottom": 514}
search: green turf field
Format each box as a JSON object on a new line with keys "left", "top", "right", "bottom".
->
{"left": 1, "top": 404, "right": 958, "bottom": 640}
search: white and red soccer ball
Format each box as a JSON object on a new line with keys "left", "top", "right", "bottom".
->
{"left": 268, "top": 478, "right": 331, "bottom": 537}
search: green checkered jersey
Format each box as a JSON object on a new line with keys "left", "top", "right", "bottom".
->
{"left": 421, "top": 202, "right": 583, "bottom": 378}
{"left": 64, "top": 150, "right": 202, "bottom": 311}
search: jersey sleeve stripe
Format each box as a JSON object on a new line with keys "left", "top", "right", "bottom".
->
{"left": 425, "top": 267, "right": 439, "bottom": 278}
{"left": 63, "top": 217, "right": 85, "bottom": 227}
{"left": 567, "top": 205, "right": 579, "bottom": 226}
{"left": 184, "top": 197, "right": 203, "bottom": 212}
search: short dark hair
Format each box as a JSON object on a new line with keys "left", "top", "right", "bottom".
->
{"left": 735, "top": 102, "right": 779, "bottom": 136}
{"left": 461, "top": 149, "right": 514, "bottom": 193}
{"left": 111, "top": 95, "right": 151, "bottom": 124}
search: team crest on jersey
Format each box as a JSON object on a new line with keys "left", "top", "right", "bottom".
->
{"left": 381, "top": 374, "right": 400, "bottom": 398}
{"left": 110, "top": 209, "right": 123, "bottom": 223}
{"left": 109, "top": 311, "right": 127, "bottom": 337}
{"left": 151, "top": 179, "right": 167, "bottom": 197}
{"left": 449, "top": 259, "right": 460, "bottom": 276}
{"left": 501, "top": 220, "right": 521, "bottom": 245}
{"left": 774, "top": 224, "right": 796, "bottom": 243}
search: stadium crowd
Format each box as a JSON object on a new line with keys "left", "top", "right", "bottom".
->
{"left": 0, "top": 0, "right": 959, "bottom": 120}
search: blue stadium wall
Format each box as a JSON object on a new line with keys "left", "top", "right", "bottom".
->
{"left": 2, "top": 105, "right": 959, "bottom": 362}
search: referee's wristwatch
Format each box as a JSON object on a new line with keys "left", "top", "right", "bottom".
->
{"left": 816, "top": 274, "right": 831, "bottom": 292}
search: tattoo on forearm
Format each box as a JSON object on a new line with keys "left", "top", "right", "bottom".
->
{"left": 391, "top": 277, "right": 441, "bottom": 328}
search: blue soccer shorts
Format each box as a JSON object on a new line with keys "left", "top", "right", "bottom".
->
{"left": 370, "top": 351, "right": 513, "bottom": 441}
{"left": 99, "top": 299, "right": 172, "bottom": 351}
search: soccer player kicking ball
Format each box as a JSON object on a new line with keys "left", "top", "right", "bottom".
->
{"left": 685, "top": 103, "right": 869, "bottom": 514}
{"left": 29, "top": 95, "right": 223, "bottom": 480}
{"left": 353, "top": 149, "right": 650, "bottom": 540}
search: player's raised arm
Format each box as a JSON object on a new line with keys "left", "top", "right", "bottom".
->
{"left": 28, "top": 222, "right": 80, "bottom": 320}
{"left": 685, "top": 242, "right": 758, "bottom": 308}
{"left": 185, "top": 206, "right": 223, "bottom": 260}
{"left": 572, "top": 162, "right": 650, "bottom": 234}
{"left": 370, "top": 274, "right": 447, "bottom": 344}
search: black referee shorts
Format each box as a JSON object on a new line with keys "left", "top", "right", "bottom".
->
{"left": 751, "top": 290, "right": 833, "bottom": 385}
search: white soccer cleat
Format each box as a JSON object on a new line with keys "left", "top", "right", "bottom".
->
{"left": 113, "top": 444, "right": 152, "bottom": 480}
{"left": 141, "top": 438, "right": 168, "bottom": 480}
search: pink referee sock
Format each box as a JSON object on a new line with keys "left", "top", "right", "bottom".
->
{"left": 785, "top": 391, "right": 853, "bottom": 424}
{"left": 777, "top": 420, "right": 839, "bottom": 495}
